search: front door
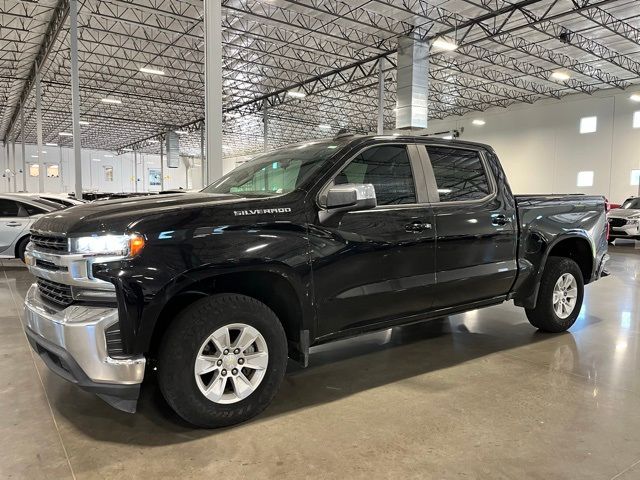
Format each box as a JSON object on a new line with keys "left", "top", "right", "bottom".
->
{"left": 0, "top": 199, "right": 28, "bottom": 255}
{"left": 422, "top": 145, "right": 518, "bottom": 308}
{"left": 311, "top": 143, "right": 437, "bottom": 337}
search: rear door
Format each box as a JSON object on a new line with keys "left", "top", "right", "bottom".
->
{"left": 312, "top": 143, "right": 437, "bottom": 336}
{"left": 421, "top": 144, "right": 518, "bottom": 308}
{"left": 0, "top": 199, "right": 29, "bottom": 255}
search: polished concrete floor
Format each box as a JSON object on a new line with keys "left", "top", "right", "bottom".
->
{"left": 3, "top": 244, "right": 640, "bottom": 479}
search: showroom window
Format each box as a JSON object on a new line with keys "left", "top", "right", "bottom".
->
{"left": 335, "top": 145, "right": 416, "bottom": 205}
{"left": 580, "top": 116, "right": 597, "bottom": 134}
{"left": 28, "top": 164, "right": 39, "bottom": 177}
{"left": 577, "top": 171, "right": 594, "bottom": 187}
{"left": 0, "top": 200, "right": 19, "bottom": 217}
{"left": 46, "top": 164, "right": 59, "bottom": 178}
{"left": 633, "top": 111, "right": 640, "bottom": 129}
{"left": 631, "top": 170, "right": 640, "bottom": 186}
{"left": 426, "top": 146, "right": 491, "bottom": 202}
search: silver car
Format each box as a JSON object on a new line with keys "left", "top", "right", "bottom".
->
{"left": 0, "top": 194, "right": 61, "bottom": 261}
{"left": 608, "top": 197, "right": 640, "bottom": 242}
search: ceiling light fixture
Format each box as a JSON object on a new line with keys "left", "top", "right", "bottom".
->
{"left": 59, "top": 132, "right": 72, "bottom": 136}
{"left": 92, "top": 158, "right": 101, "bottom": 162}
{"left": 287, "top": 90, "right": 306, "bottom": 99}
{"left": 79, "top": 120, "right": 89, "bottom": 125}
{"left": 551, "top": 70, "right": 571, "bottom": 81}
{"left": 101, "top": 98, "right": 122, "bottom": 104}
{"left": 318, "top": 124, "right": 331, "bottom": 130}
{"left": 175, "top": 130, "right": 189, "bottom": 134}
{"left": 104, "top": 154, "right": 114, "bottom": 158}
{"left": 31, "top": 155, "right": 38, "bottom": 158}
{"left": 139, "top": 66, "right": 165, "bottom": 75}
{"left": 123, "top": 148, "right": 134, "bottom": 151}
{"left": 472, "top": 119, "right": 486, "bottom": 126}
{"left": 432, "top": 36, "right": 458, "bottom": 51}
{"left": 45, "top": 142, "right": 58, "bottom": 146}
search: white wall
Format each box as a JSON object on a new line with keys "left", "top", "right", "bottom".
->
{"left": 0, "top": 145, "right": 196, "bottom": 194}
{"left": 424, "top": 89, "right": 640, "bottom": 204}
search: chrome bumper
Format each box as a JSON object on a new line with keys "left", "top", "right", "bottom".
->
{"left": 24, "top": 283, "right": 145, "bottom": 412}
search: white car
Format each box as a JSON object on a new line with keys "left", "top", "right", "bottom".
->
{"left": 608, "top": 197, "right": 640, "bottom": 242}
{"left": 13, "top": 192, "right": 85, "bottom": 208}
{"left": 0, "top": 194, "right": 62, "bottom": 261}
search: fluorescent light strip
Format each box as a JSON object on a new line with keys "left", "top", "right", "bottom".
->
{"left": 139, "top": 66, "right": 165, "bottom": 75}
{"left": 432, "top": 37, "right": 458, "bottom": 51}
{"left": 287, "top": 90, "right": 306, "bottom": 98}
{"left": 551, "top": 71, "right": 571, "bottom": 81}
{"left": 59, "top": 132, "right": 72, "bottom": 136}
{"left": 101, "top": 98, "right": 122, "bottom": 104}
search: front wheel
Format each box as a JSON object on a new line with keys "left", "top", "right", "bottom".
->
{"left": 158, "top": 294, "right": 288, "bottom": 428}
{"left": 525, "top": 257, "right": 584, "bottom": 333}
{"left": 16, "top": 236, "right": 30, "bottom": 262}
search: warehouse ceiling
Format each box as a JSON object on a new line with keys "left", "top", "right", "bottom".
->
{"left": 1, "top": 0, "right": 640, "bottom": 158}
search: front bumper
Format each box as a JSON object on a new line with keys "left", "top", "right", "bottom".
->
{"left": 24, "top": 283, "right": 145, "bottom": 412}
{"left": 609, "top": 222, "right": 640, "bottom": 238}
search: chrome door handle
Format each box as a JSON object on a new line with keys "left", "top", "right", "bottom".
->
{"left": 6, "top": 222, "right": 23, "bottom": 227}
{"left": 405, "top": 221, "right": 432, "bottom": 233}
{"left": 492, "top": 214, "right": 511, "bottom": 226}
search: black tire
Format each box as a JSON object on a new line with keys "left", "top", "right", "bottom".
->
{"left": 16, "top": 236, "right": 29, "bottom": 262}
{"left": 157, "top": 293, "right": 288, "bottom": 428}
{"left": 525, "top": 256, "right": 584, "bottom": 333}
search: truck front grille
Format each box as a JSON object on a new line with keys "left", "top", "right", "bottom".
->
{"left": 30, "top": 233, "right": 68, "bottom": 252}
{"left": 37, "top": 278, "right": 73, "bottom": 307}
{"left": 609, "top": 218, "right": 627, "bottom": 228}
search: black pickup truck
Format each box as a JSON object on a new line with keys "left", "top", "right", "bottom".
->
{"left": 23, "top": 134, "right": 608, "bottom": 427}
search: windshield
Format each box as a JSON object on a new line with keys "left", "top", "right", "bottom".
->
{"left": 202, "top": 140, "right": 346, "bottom": 197}
{"left": 622, "top": 198, "right": 640, "bottom": 209}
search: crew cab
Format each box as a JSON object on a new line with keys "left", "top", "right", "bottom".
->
{"left": 23, "top": 135, "right": 609, "bottom": 427}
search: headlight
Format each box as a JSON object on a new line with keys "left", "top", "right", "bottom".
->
{"left": 629, "top": 219, "right": 640, "bottom": 225}
{"left": 69, "top": 234, "right": 145, "bottom": 257}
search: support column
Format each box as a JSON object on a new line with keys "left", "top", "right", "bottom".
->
{"left": 134, "top": 150, "right": 138, "bottom": 193}
{"left": 35, "top": 71, "right": 44, "bottom": 192}
{"left": 377, "top": 59, "right": 385, "bottom": 135}
{"left": 395, "top": 36, "right": 429, "bottom": 130}
{"left": 11, "top": 139, "right": 16, "bottom": 192}
{"left": 204, "top": 0, "right": 223, "bottom": 183}
{"left": 200, "top": 126, "right": 205, "bottom": 188}
{"left": 70, "top": 0, "right": 83, "bottom": 199}
{"left": 160, "top": 136, "right": 165, "bottom": 191}
{"left": 20, "top": 108, "right": 26, "bottom": 192}
{"left": 263, "top": 100, "right": 269, "bottom": 152}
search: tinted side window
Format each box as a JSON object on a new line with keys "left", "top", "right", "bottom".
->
{"left": 426, "top": 147, "right": 490, "bottom": 202}
{"left": 0, "top": 200, "right": 19, "bottom": 217}
{"left": 335, "top": 145, "right": 416, "bottom": 205}
{"left": 21, "top": 203, "right": 46, "bottom": 216}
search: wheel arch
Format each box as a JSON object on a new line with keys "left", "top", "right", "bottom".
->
{"left": 145, "top": 267, "right": 311, "bottom": 366}
{"left": 14, "top": 233, "right": 30, "bottom": 259}
{"left": 513, "top": 232, "right": 594, "bottom": 309}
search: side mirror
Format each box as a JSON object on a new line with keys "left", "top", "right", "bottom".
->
{"left": 326, "top": 183, "right": 377, "bottom": 211}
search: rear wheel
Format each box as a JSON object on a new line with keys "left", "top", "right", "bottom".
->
{"left": 158, "top": 293, "right": 288, "bottom": 428}
{"left": 525, "top": 257, "right": 584, "bottom": 333}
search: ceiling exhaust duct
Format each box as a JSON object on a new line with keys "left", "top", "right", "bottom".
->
{"left": 395, "top": 36, "right": 429, "bottom": 130}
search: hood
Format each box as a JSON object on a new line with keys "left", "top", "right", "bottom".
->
{"left": 31, "top": 193, "right": 246, "bottom": 236}
{"left": 608, "top": 208, "right": 640, "bottom": 219}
